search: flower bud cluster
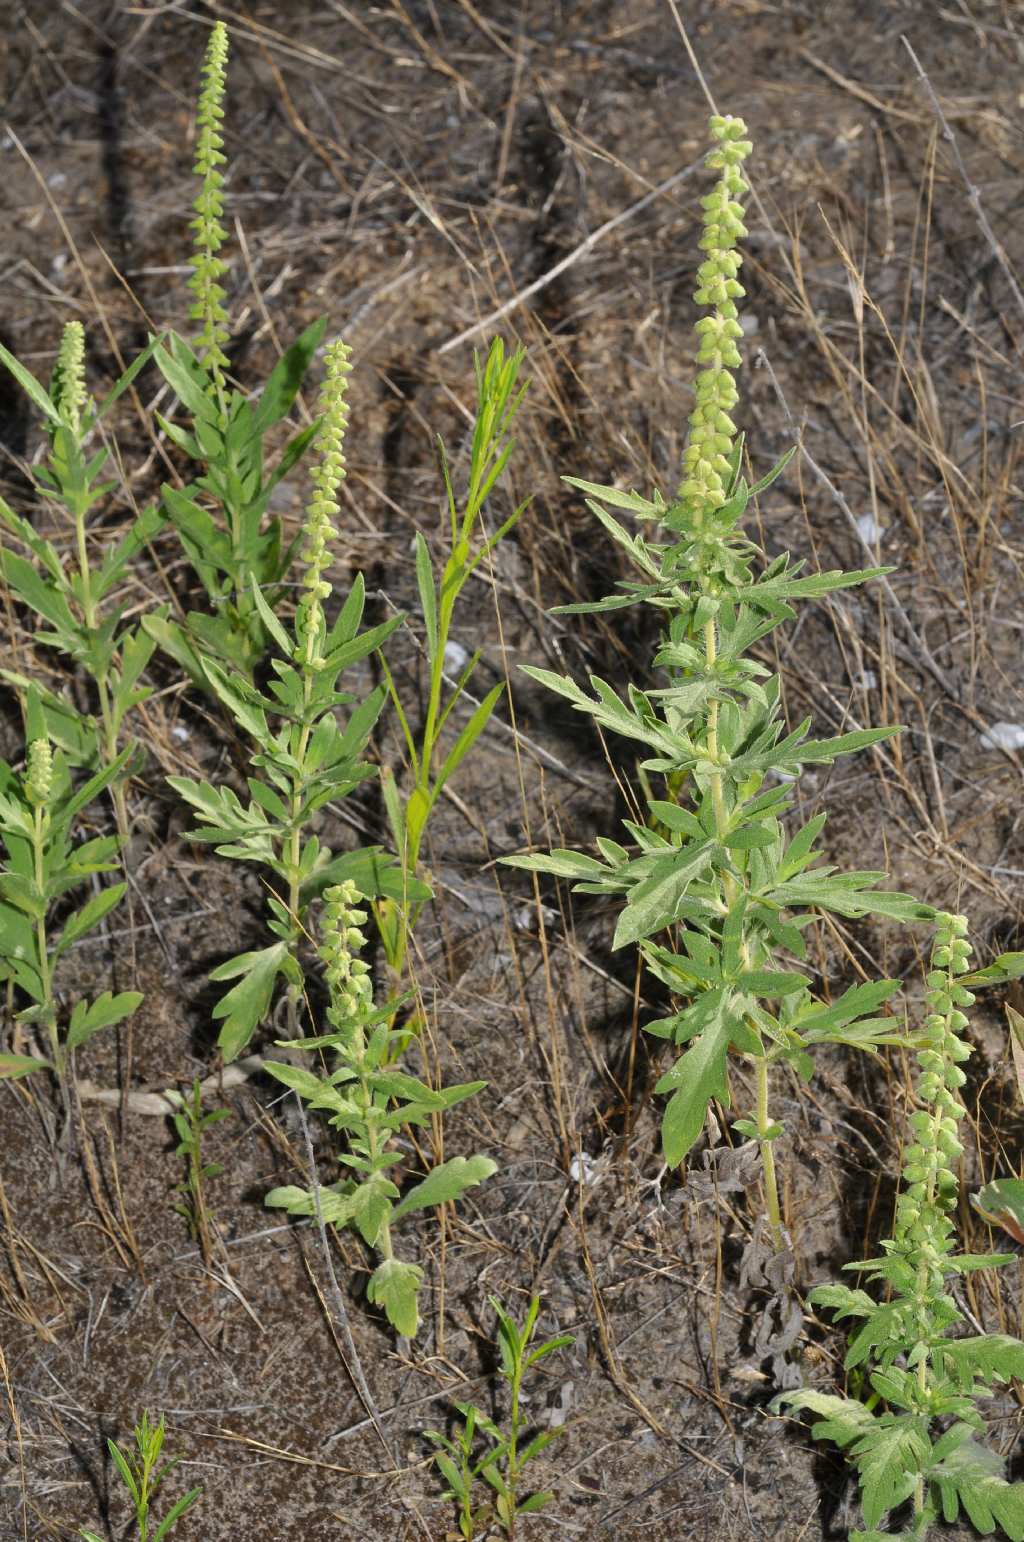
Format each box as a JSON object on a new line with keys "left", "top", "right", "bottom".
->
{"left": 892, "top": 912, "right": 974, "bottom": 1299}
{"left": 188, "top": 20, "right": 231, "bottom": 398}
{"left": 678, "top": 115, "right": 752, "bottom": 518}
{"left": 24, "top": 739, "right": 53, "bottom": 808}
{"left": 295, "top": 339, "right": 352, "bottom": 666}
{"left": 318, "top": 880, "right": 373, "bottom": 1020}
{"left": 54, "top": 322, "right": 88, "bottom": 435}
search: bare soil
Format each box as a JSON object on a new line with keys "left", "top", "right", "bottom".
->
{"left": 2, "top": 2, "right": 1023, "bottom": 1539}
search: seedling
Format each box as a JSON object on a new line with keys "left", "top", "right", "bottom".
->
{"left": 427, "top": 1294, "right": 571, "bottom": 1538}
{"left": 265, "top": 880, "right": 495, "bottom": 1338}
{"left": 0, "top": 697, "right": 140, "bottom": 1088}
{"left": 377, "top": 339, "right": 528, "bottom": 987}
{"left": 504, "top": 115, "right": 931, "bottom": 1244}
{"left": 168, "top": 339, "right": 413, "bottom": 1058}
{"left": 777, "top": 914, "right": 1024, "bottom": 1540}
{"left": 144, "top": 21, "right": 329, "bottom": 679}
{"left": 170, "top": 1078, "right": 229, "bottom": 1266}
{"left": 80, "top": 1411, "right": 200, "bottom": 1542}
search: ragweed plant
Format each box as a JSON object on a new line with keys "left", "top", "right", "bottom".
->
{"left": 504, "top": 114, "right": 932, "bottom": 1243}
{"left": 377, "top": 339, "right": 528, "bottom": 986}
{"left": 0, "top": 698, "right": 140, "bottom": 1087}
{"left": 80, "top": 1411, "right": 200, "bottom": 1542}
{"left": 777, "top": 915, "right": 1024, "bottom": 1541}
{"left": 426, "top": 1294, "right": 571, "bottom": 1539}
{"left": 265, "top": 881, "right": 495, "bottom": 1337}
{"left": 0, "top": 321, "right": 162, "bottom": 794}
{"left": 168, "top": 340, "right": 414, "bottom": 1059}
{"left": 145, "top": 20, "right": 329, "bottom": 678}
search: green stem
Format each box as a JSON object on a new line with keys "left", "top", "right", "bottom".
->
{"left": 703, "top": 621, "right": 785, "bottom": 1249}
{"left": 75, "top": 499, "right": 132, "bottom": 852}
{"left": 755, "top": 1054, "right": 784, "bottom": 1249}
{"left": 507, "top": 1348, "right": 523, "bottom": 1535}
{"left": 354, "top": 1020, "right": 394, "bottom": 1263}
{"left": 32, "top": 806, "right": 57, "bottom": 1073}
{"left": 286, "top": 706, "right": 314, "bottom": 1042}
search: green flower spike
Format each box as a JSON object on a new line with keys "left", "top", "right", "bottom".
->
{"left": 24, "top": 739, "right": 53, "bottom": 808}
{"left": 188, "top": 20, "right": 231, "bottom": 404}
{"left": 778, "top": 911, "right": 1024, "bottom": 1539}
{"left": 294, "top": 338, "right": 353, "bottom": 669}
{"left": 53, "top": 322, "right": 88, "bottom": 434}
{"left": 890, "top": 912, "right": 973, "bottom": 1321}
{"left": 319, "top": 881, "right": 373, "bottom": 1020}
{"left": 679, "top": 113, "right": 753, "bottom": 517}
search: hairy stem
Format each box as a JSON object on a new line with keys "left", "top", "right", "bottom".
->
{"left": 32, "top": 806, "right": 56, "bottom": 1070}
{"left": 704, "top": 617, "right": 783, "bottom": 1247}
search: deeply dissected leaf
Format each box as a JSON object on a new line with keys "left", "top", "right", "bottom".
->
{"left": 202, "top": 660, "right": 269, "bottom": 741}
{"left": 613, "top": 840, "right": 714, "bottom": 948}
{"left": 852, "top": 1417, "right": 931, "bottom": 1529}
{"left": 66, "top": 991, "right": 143, "bottom": 1050}
{"left": 930, "top": 1434, "right": 1024, "bottom": 1540}
{"left": 209, "top": 942, "right": 292, "bottom": 1061}
{"left": 774, "top": 1387, "right": 877, "bottom": 1449}
{"left": 768, "top": 870, "right": 936, "bottom": 924}
{"left": 519, "top": 667, "right": 676, "bottom": 755}
{"left": 655, "top": 995, "right": 732, "bottom": 1166}
{"left": 367, "top": 1257, "right": 424, "bottom": 1337}
{"left": 939, "top": 1333, "right": 1024, "bottom": 1390}
{"left": 808, "top": 1284, "right": 876, "bottom": 1321}
{"left": 502, "top": 848, "right": 610, "bottom": 881}
{"left": 561, "top": 475, "right": 666, "bottom": 518}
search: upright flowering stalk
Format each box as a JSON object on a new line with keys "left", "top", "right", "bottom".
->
{"left": 679, "top": 115, "right": 751, "bottom": 518}
{"left": 318, "top": 880, "right": 373, "bottom": 1016}
{"left": 188, "top": 20, "right": 231, "bottom": 412}
{"left": 506, "top": 115, "right": 932, "bottom": 1248}
{"left": 778, "top": 917, "right": 1024, "bottom": 1538}
{"left": 893, "top": 915, "right": 972, "bottom": 1319}
{"left": 148, "top": 17, "right": 341, "bottom": 678}
{"left": 169, "top": 341, "right": 408, "bottom": 1060}
{"left": 0, "top": 316, "right": 161, "bottom": 839}
{"left": 0, "top": 707, "right": 141, "bottom": 1092}
{"left": 294, "top": 340, "right": 352, "bottom": 673}
{"left": 52, "top": 321, "right": 88, "bottom": 435}
{"left": 265, "top": 879, "right": 496, "bottom": 1339}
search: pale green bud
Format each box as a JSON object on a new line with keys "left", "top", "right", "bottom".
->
{"left": 677, "top": 114, "right": 752, "bottom": 515}
{"left": 54, "top": 321, "right": 88, "bottom": 434}
{"left": 189, "top": 21, "right": 231, "bottom": 395}
{"left": 319, "top": 879, "right": 373, "bottom": 1016}
{"left": 294, "top": 339, "right": 353, "bottom": 667}
{"left": 25, "top": 739, "right": 53, "bottom": 807}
